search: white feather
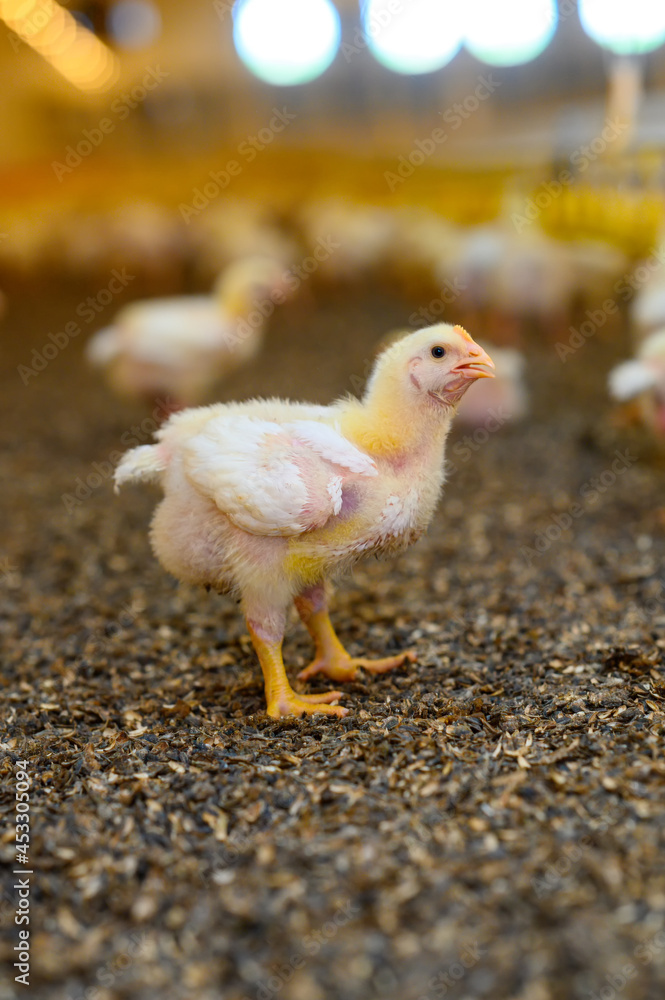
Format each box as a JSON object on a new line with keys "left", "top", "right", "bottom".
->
{"left": 118, "top": 298, "right": 235, "bottom": 364}
{"left": 327, "top": 475, "right": 343, "bottom": 515}
{"left": 114, "top": 445, "right": 166, "bottom": 490}
{"left": 632, "top": 285, "right": 665, "bottom": 331}
{"left": 181, "top": 415, "right": 375, "bottom": 536}
{"left": 286, "top": 420, "right": 377, "bottom": 475}
{"left": 86, "top": 327, "right": 120, "bottom": 366}
{"left": 608, "top": 360, "right": 658, "bottom": 401}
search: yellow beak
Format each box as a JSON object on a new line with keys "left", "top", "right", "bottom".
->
{"left": 453, "top": 342, "right": 496, "bottom": 380}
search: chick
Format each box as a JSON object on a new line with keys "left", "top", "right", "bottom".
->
{"left": 563, "top": 239, "right": 628, "bottom": 307}
{"left": 447, "top": 225, "right": 573, "bottom": 342}
{"left": 87, "top": 256, "right": 286, "bottom": 408}
{"left": 57, "top": 202, "right": 185, "bottom": 285}
{"left": 114, "top": 324, "right": 495, "bottom": 719}
{"left": 608, "top": 329, "right": 665, "bottom": 435}
{"left": 456, "top": 345, "right": 527, "bottom": 428}
{"left": 630, "top": 270, "right": 665, "bottom": 340}
{"left": 297, "top": 198, "right": 397, "bottom": 283}
{"left": 190, "top": 198, "right": 299, "bottom": 283}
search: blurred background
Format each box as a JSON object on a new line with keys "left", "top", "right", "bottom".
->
{"left": 2, "top": 0, "right": 665, "bottom": 428}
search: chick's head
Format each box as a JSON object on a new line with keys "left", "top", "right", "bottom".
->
{"left": 214, "top": 255, "right": 289, "bottom": 318}
{"left": 369, "top": 323, "right": 495, "bottom": 412}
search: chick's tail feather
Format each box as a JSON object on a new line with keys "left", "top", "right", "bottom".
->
{"left": 114, "top": 445, "right": 167, "bottom": 492}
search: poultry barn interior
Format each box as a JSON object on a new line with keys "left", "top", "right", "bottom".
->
{"left": 3, "top": 1, "right": 665, "bottom": 998}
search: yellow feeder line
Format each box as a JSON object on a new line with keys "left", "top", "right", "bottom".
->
{"left": 539, "top": 186, "right": 664, "bottom": 257}
{"left": 1, "top": 145, "right": 663, "bottom": 256}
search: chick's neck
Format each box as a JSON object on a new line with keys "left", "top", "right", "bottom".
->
{"left": 341, "top": 370, "right": 454, "bottom": 462}
{"left": 215, "top": 276, "right": 256, "bottom": 320}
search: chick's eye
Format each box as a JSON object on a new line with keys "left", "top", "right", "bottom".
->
{"left": 431, "top": 346, "right": 446, "bottom": 358}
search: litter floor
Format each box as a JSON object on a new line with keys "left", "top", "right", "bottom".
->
{"left": 2, "top": 277, "right": 665, "bottom": 1000}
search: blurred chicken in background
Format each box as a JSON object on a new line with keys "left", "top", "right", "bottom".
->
{"left": 563, "top": 238, "right": 629, "bottom": 309}
{"left": 608, "top": 328, "right": 665, "bottom": 438}
{"left": 297, "top": 198, "right": 398, "bottom": 284}
{"left": 630, "top": 262, "right": 665, "bottom": 340}
{"left": 190, "top": 198, "right": 300, "bottom": 284}
{"left": 456, "top": 343, "right": 528, "bottom": 428}
{"left": 439, "top": 224, "right": 575, "bottom": 344}
{"left": 86, "top": 255, "right": 288, "bottom": 408}
{"left": 63, "top": 201, "right": 186, "bottom": 289}
{"left": 381, "top": 205, "right": 629, "bottom": 347}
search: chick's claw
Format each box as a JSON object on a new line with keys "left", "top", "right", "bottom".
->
{"left": 355, "top": 650, "right": 417, "bottom": 675}
{"left": 266, "top": 689, "right": 348, "bottom": 720}
{"left": 298, "top": 650, "right": 416, "bottom": 683}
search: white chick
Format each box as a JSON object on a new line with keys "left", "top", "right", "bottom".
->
{"left": 114, "top": 324, "right": 495, "bottom": 719}
{"left": 450, "top": 226, "right": 503, "bottom": 307}
{"left": 104, "top": 202, "right": 186, "bottom": 284}
{"left": 563, "top": 239, "right": 628, "bottom": 305}
{"left": 190, "top": 198, "right": 299, "bottom": 282}
{"left": 608, "top": 328, "right": 665, "bottom": 435}
{"left": 53, "top": 210, "right": 112, "bottom": 278}
{"left": 630, "top": 270, "right": 665, "bottom": 340}
{"left": 444, "top": 225, "right": 574, "bottom": 342}
{"left": 55, "top": 203, "right": 185, "bottom": 284}
{"left": 393, "top": 208, "right": 463, "bottom": 275}
{"left": 297, "top": 198, "right": 397, "bottom": 282}
{"left": 87, "top": 256, "right": 287, "bottom": 407}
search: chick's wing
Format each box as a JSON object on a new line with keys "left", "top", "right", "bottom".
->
{"left": 183, "top": 415, "right": 376, "bottom": 536}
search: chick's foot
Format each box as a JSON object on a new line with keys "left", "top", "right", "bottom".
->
{"left": 295, "top": 589, "right": 416, "bottom": 683}
{"left": 266, "top": 688, "right": 348, "bottom": 720}
{"left": 298, "top": 650, "right": 416, "bottom": 683}
{"left": 247, "top": 619, "right": 349, "bottom": 719}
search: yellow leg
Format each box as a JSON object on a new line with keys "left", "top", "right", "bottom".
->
{"left": 247, "top": 622, "right": 348, "bottom": 720}
{"left": 295, "top": 585, "right": 416, "bottom": 683}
